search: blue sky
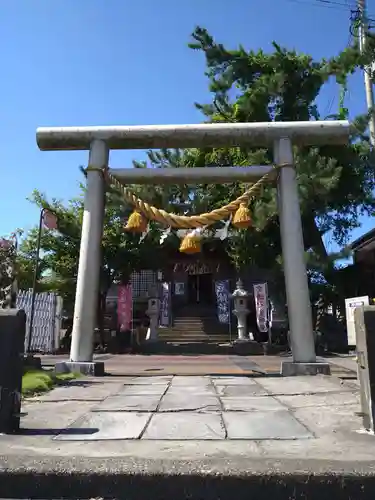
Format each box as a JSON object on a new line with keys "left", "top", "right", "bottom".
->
{"left": 1, "top": 0, "right": 374, "bottom": 254}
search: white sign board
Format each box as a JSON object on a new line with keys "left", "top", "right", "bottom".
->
{"left": 345, "top": 295, "right": 369, "bottom": 346}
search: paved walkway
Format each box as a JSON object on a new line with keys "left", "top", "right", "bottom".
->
{"left": 1, "top": 372, "right": 374, "bottom": 498}
{"left": 0, "top": 373, "right": 371, "bottom": 456}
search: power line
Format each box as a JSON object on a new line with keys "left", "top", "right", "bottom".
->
{"left": 316, "top": 0, "right": 354, "bottom": 8}
{"left": 284, "top": 0, "right": 355, "bottom": 11}
{"left": 284, "top": 0, "right": 375, "bottom": 17}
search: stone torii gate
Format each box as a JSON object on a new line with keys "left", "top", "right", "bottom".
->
{"left": 36, "top": 121, "right": 350, "bottom": 376}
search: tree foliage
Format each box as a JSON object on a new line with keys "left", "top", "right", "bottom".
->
{"left": 17, "top": 175, "right": 168, "bottom": 313}
{"left": 0, "top": 231, "right": 23, "bottom": 308}
{"left": 0, "top": 237, "right": 17, "bottom": 307}
{"left": 143, "top": 27, "right": 375, "bottom": 301}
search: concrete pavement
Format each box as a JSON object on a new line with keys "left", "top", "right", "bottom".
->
{"left": 325, "top": 354, "right": 358, "bottom": 374}
{"left": 1, "top": 371, "right": 375, "bottom": 498}
{"left": 3, "top": 373, "right": 365, "bottom": 447}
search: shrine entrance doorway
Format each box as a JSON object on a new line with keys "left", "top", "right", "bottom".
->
{"left": 187, "top": 273, "right": 213, "bottom": 305}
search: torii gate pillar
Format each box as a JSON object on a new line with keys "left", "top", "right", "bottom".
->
{"left": 65, "top": 140, "right": 108, "bottom": 376}
{"left": 275, "top": 138, "right": 327, "bottom": 376}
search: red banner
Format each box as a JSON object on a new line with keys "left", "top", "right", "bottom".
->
{"left": 117, "top": 284, "right": 132, "bottom": 331}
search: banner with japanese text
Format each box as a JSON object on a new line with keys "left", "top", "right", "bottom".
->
{"left": 117, "top": 284, "right": 132, "bottom": 331}
{"left": 253, "top": 283, "right": 269, "bottom": 333}
{"left": 215, "top": 280, "right": 230, "bottom": 324}
{"left": 160, "top": 282, "right": 171, "bottom": 326}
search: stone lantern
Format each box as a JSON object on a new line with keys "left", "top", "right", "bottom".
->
{"left": 145, "top": 286, "right": 160, "bottom": 342}
{"left": 231, "top": 279, "right": 249, "bottom": 341}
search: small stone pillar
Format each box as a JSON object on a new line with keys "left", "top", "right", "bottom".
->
{"left": 146, "top": 287, "right": 160, "bottom": 342}
{"left": 231, "top": 279, "right": 249, "bottom": 341}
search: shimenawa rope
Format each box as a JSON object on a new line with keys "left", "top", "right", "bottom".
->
{"left": 106, "top": 165, "right": 281, "bottom": 229}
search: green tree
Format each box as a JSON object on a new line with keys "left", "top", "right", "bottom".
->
{"left": 0, "top": 236, "right": 17, "bottom": 307}
{"left": 144, "top": 27, "right": 375, "bottom": 306}
{"left": 18, "top": 173, "right": 169, "bottom": 321}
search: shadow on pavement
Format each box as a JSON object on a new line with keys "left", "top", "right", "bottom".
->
{"left": 18, "top": 427, "right": 98, "bottom": 436}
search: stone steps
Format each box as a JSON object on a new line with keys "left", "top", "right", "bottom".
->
{"left": 158, "top": 307, "right": 232, "bottom": 343}
{"left": 142, "top": 340, "right": 266, "bottom": 355}
{"left": 158, "top": 336, "right": 232, "bottom": 343}
{"left": 158, "top": 330, "right": 231, "bottom": 342}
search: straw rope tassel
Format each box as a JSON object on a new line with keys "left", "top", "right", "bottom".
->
{"left": 232, "top": 203, "right": 252, "bottom": 229}
{"left": 179, "top": 228, "right": 203, "bottom": 254}
{"left": 125, "top": 210, "right": 148, "bottom": 233}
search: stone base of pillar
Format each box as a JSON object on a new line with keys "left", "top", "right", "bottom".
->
{"left": 233, "top": 338, "right": 250, "bottom": 343}
{"left": 55, "top": 361, "right": 105, "bottom": 377}
{"left": 280, "top": 361, "right": 331, "bottom": 377}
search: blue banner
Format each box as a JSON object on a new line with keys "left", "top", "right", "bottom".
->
{"left": 215, "top": 280, "right": 230, "bottom": 324}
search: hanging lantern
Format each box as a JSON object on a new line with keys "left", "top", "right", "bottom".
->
{"left": 179, "top": 229, "right": 202, "bottom": 254}
{"left": 125, "top": 210, "right": 148, "bottom": 233}
{"left": 232, "top": 203, "right": 252, "bottom": 229}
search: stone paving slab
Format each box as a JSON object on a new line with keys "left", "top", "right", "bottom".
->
{"left": 120, "top": 376, "right": 173, "bottom": 385}
{"left": 117, "top": 384, "right": 168, "bottom": 396}
{"left": 212, "top": 376, "right": 258, "bottom": 386}
{"left": 143, "top": 412, "right": 225, "bottom": 440}
{"left": 30, "top": 381, "right": 123, "bottom": 402}
{"left": 276, "top": 391, "right": 360, "bottom": 409}
{"left": 92, "top": 395, "right": 161, "bottom": 412}
{"left": 167, "top": 385, "right": 216, "bottom": 396}
{"left": 20, "top": 400, "right": 96, "bottom": 432}
{"left": 257, "top": 375, "right": 351, "bottom": 395}
{"left": 293, "top": 404, "right": 362, "bottom": 437}
{"left": 158, "top": 394, "right": 220, "bottom": 412}
{"left": 54, "top": 412, "right": 151, "bottom": 441}
{"left": 215, "top": 384, "right": 268, "bottom": 397}
{"left": 223, "top": 410, "right": 313, "bottom": 440}
{"left": 221, "top": 396, "right": 285, "bottom": 412}
{"left": 170, "top": 376, "right": 210, "bottom": 385}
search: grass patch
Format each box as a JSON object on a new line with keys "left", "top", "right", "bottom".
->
{"left": 22, "top": 369, "right": 79, "bottom": 396}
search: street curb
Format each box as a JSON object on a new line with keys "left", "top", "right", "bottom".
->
{"left": 0, "top": 470, "right": 375, "bottom": 499}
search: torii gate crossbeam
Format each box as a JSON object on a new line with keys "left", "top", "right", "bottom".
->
{"left": 36, "top": 121, "right": 350, "bottom": 376}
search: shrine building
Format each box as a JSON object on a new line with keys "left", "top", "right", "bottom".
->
{"left": 106, "top": 231, "right": 288, "bottom": 343}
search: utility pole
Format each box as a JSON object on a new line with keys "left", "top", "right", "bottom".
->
{"left": 358, "top": 0, "right": 375, "bottom": 146}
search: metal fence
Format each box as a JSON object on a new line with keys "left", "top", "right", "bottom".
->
{"left": 16, "top": 290, "right": 63, "bottom": 353}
